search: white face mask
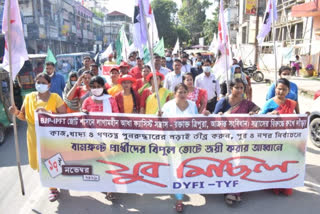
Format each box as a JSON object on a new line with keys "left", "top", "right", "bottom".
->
{"left": 129, "top": 61, "right": 137, "bottom": 67}
{"left": 282, "top": 75, "right": 291, "bottom": 80}
{"left": 71, "top": 81, "right": 77, "bottom": 86}
{"left": 35, "top": 83, "right": 49, "bottom": 94}
{"left": 203, "top": 66, "right": 211, "bottom": 73}
{"left": 91, "top": 88, "right": 104, "bottom": 97}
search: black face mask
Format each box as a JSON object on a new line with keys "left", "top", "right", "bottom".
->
{"left": 182, "top": 61, "right": 187, "bottom": 65}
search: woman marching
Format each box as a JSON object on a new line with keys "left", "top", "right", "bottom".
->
{"left": 105, "top": 67, "right": 123, "bottom": 97}
{"left": 183, "top": 72, "right": 207, "bottom": 113}
{"left": 67, "top": 70, "right": 93, "bottom": 110}
{"left": 81, "top": 76, "right": 119, "bottom": 201}
{"left": 159, "top": 83, "right": 198, "bottom": 212}
{"left": 135, "top": 65, "right": 151, "bottom": 95}
{"left": 115, "top": 74, "right": 140, "bottom": 113}
{"left": 214, "top": 78, "right": 260, "bottom": 206}
{"left": 9, "top": 73, "right": 67, "bottom": 202}
{"left": 260, "top": 78, "right": 297, "bottom": 196}
{"left": 63, "top": 72, "right": 80, "bottom": 112}
{"left": 140, "top": 72, "right": 173, "bottom": 114}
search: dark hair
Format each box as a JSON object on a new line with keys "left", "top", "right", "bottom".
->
{"left": 69, "top": 72, "right": 78, "bottom": 80}
{"left": 182, "top": 72, "right": 194, "bottom": 82}
{"left": 35, "top": 73, "right": 51, "bottom": 84}
{"left": 161, "top": 56, "right": 166, "bottom": 60}
{"left": 90, "top": 63, "right": 98, "bottom": 68}
{"left": 45, "top": 61, "right": 55, "bottom": 67}
{"left": 229, "top": 78, "right": 246, "bottom": 91}
{"left": 204, "top": 59, "right": 212, "bottom": 64}
{"left": 83, "top": 56, "right": 91, "bottom": 60}
{"left": 83, "top": 70, "right": 94, "bottom": 76}
{"left": 154, "top": 55, "right": 161, "bottom": 59}
{"left": 174, "top": 59, "right": 182, "bottom": 64}
{"left": 174, "top": 83, "right": 188, "bottom": 93}
{"left": 89, "top": 76, "right": 109, "bottom": 94}
{"left": 278, "top": 66, "right": 291, "bottom": 76}
{"left": 182, "top": 54, "right": 188, "bottom": 58}
{"left": 143, "top": 65, "right": 151, "bottom": 70}
{"left": 276, "top": 78, "right": 290, "bottom": 90}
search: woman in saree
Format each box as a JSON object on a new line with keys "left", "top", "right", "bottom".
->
{"left": 9, "top": 73, "right": 66, "bottom": 202}
{"left": 105, "top": 67, "right": 123, "bottom": 97}
{"left": 67, "top": 70, "right": 93, "bottom": 110}
{"left": 260, "top": 78, "right": 296, "bottom": 196}
{"left": 183, "top": 72, "right": 207, "bottom": 113}
{"left": 140, "top": 72, "right": 173, "bottom": 114}
{"left": 213, "top": 78, "right": 260, "bottom": 206}
{"left": 135, "top": 65, "right": 151, "bottom": 95}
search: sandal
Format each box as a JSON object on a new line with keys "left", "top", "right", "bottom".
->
{"left": 105, "top": 192, "right": 116, "bottom": 201}
{"left": 224, "top": 193, "right": 241, "bottom": 206}
{"left": 49, "top": 188, "right": 59, "bottom": 202}
{"left": 175, "top": 201, "right": 184, "bottom": 213}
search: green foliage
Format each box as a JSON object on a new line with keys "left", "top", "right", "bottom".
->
{"left": 151, "top": 0, "right": 178, "bottom": 47}
{"left": 203, "top": 8, "right": 219, "bottom": 45}
{"left": 178, "top": 0, "right": 211, "bottom": 45}
{"left": 92, "top": 9, "right": 104, "bottom": 19}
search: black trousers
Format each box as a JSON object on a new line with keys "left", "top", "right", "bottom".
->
{"left": 206, "top": 97, "right": 217, "bottom": 113}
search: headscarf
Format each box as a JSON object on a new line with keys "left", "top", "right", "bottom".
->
{"left": 230, "top": 64, "right": 248, "bottom": 85}
{"left": 63, "top": 72, "right": 80, "bottom": 111}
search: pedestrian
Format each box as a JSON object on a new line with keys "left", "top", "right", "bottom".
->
{"left": 115, "top": 75, "right": 140, "bottom": 113}
{"left": 135, "top": 65, "right": 151, "bottom": 95}
{"left": 45, "top": 61, "right": 65, "bottom": 98}
{"left": 105, "top": 67, "right": 123, "bottom": 96}
{"left": 90, "top": 63, "right": 107, "bottom": 83}
{"left": 183, "top": 72, "right": 207, "bottom": 113}
{"left": 154, "top": 55, "right": 171, "bottom": 76}
{"left": 165, "top": 51, "right": 174, "bottom": 70}
{"left": 129, "top": 57, "right": 144, "bottom": 79}
{"left": 190, "top": 58, "right": 203, "bottom": 80}
{"left": 161, "top": 56, "right": 167, "bottom": 68}
{"left": 213, "top": 78, "right": 260, "bottom": 206}
{"left": 164, "top": 59, "right": 183, "bottom": 92}
{"left": 67, "top": 71, "right": 93, "bottom": 109}
{"left": 78, "top": 56, "right": 91, "bottom": 76}
{"left": 230, "top": 64, "right": 251, "bottom": 100}
{"left": 119, "top": 61, "right": 130, "bottom": 76}
{"left": 140, "top": 72, "right": 173, "bottom": 114}
{"left": 181, "top": 54, "right": 191, "bottom": 74}
{"left": 265, "top": 66, "right": 300, "bottom": 113}
{"left": 63, "top": 72, "right": 80, "bottom": 113}
{"left": 9, "top": 73, "right": 66, "bottom": 202}
{"left": 128, "top": 54, "right": 136, "bottom": 68}
{"left": 195, "top": 59, "right": 220, "bottom": 113}
{"left": 159, "top": 83, "right": 198, "bottom": 213}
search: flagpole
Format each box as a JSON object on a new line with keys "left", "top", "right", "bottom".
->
{"left": 6, "top": 0, "right": 25, "bottom": 195}
{"left": 272, "top": 2, "right": 278, "bottom": 83}
{"left": 140, "top": 1, "right": 162, "bottom": 113}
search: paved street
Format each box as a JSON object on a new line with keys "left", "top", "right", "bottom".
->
{"left": 0, "top": 82, "right": 319, "bottom": 214}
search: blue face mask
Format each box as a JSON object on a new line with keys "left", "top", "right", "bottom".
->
{"left": 196, "top": 61, "right": 202, "bottom": 67}
{"left": 71, "top": 81, "right": 77, "bottom": 86}
{"left": 166, "top": 57, "right": 172, "bottom": 62}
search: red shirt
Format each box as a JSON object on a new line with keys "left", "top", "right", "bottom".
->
{"left": 82, "top": 96, "right": 119, "bottom": 113}
{"left": 129, "top": 66, "right": 143, "bottom": 79}
{"left": 73, "top": 86, "right": 89, "bottom": 99}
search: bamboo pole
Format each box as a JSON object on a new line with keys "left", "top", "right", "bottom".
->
{"left": 140, "top": 1, "right": 162, "bottom": 113}
{"left": 6, "top": 0, "right": 25, "bottom": 195}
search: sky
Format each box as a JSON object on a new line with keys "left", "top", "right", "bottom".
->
{"left": 105, "top": 0, "right": 216, "bottom": 19}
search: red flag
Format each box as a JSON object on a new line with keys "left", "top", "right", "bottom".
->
{"left": 2, "top": 0, "right": 29, "bottom": 80}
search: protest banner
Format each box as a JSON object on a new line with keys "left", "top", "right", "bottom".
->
{"left": 35, "top": 113, "right": 308, "bottom": 194}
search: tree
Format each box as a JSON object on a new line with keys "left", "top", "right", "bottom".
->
{"left": 203, "top": 8, "right": 219, "bottom": 45}
{"left": 151, "top": 0, "right": 178, "bottom": 47}
{"left": 178, "top": 0, "right": 211, "bottom": 45}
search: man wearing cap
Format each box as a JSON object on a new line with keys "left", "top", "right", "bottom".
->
{"left": 129, "top": 57, "right": 144, "bottom": 79}
{"left": 78, "top": 56, "right": 91, "bottom": 76}
{"left": 154, "top": 55, "right": 171, "bottom": 76}
{"left": 119, "top": 61, "right": 130, "bottom": 76}
{"left": 164, "top": 59, "right": 183, "bottom": 92}
{"left": 181, "top": 54, "right": 191, "bottom": 74}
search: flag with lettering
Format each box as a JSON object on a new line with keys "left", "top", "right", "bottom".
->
{"left": 2, "top": 0, "right": 29, "bottom": 80}
{"left": 256, "top": 0, "right": 278, "bottom": 45}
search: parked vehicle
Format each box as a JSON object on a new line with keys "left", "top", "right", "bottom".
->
{"left": 56, "top": 52, "right": 91, "bottom": 81}
{"left": 0, "top": 67, "right": 23, "bottom": 144}
{"left": 242, "top": 64, "right": 264, "bottom": 82}
{"left": 309, "top": 91, "right": 320, "bottom": 148}
{"left": 16, "top": 54, "right": 46, "bottom": 99}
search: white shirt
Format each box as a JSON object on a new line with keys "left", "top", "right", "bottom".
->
{"left": 162, "top": 99, "right": 198, "bottom": 116}
{"left": 164, "top": 71, "right": 183, "bottom": 92}
{"left": 159, "top": 66, "right": 171, "bottom": 76}
{"left": 194, "top": 72, "right": 220, "bottom": 100}
{"left": 181, "top": 63, "right": 191, "bottom": 74}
